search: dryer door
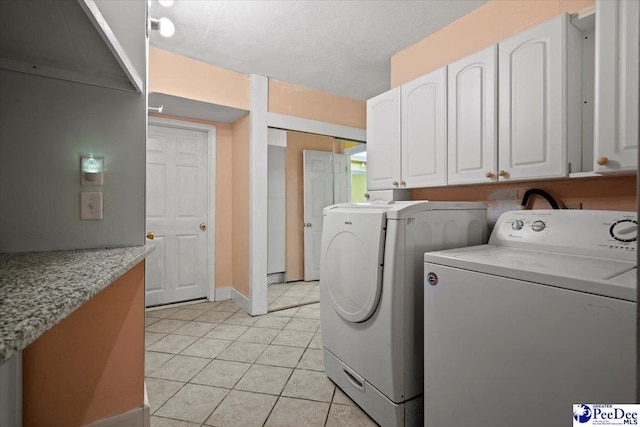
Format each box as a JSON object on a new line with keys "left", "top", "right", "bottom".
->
{"left": 321, "top": 208, "right": 386, "bottom": 323}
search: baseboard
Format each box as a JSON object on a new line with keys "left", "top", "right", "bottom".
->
{"left": 232, "top": 288, "right": 252, "bottom": 313}
{"left": 83, "top": 405, "right": 146, "bottom": 427}
{"left": 215, "top": 286, "right": 232, "bottom": 301}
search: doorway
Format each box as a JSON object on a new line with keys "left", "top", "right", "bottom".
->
{"left": 145, "top": 119, "right": 216, "bottom": 307}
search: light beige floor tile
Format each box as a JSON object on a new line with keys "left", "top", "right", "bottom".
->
{"left": 145, "top": 332, "right": 167, "bottom": 348}
{"left": 282, "top": 289, "right": 309, "bottom": 298}
{"left": 270, "top": 296, "right": 303, "bottom": 309}
{"left": 145, "top": 377, "right": 184, "bottom": 414}
{"left": 223, "top": 311, "right": 259, "bottom": 326}
{"left": 282, "top": 369, "right": 335, "bottom": 402}
{"left": 188, "top": 301, "right": 221, "bottom": 310}
{"left": 272, "top": 329, "right": 314, "bottom": 347}
{"left": 147, "top": 334, "right": 199, "bottom": 354}
{"left": 205, "top": 324, "right": 248, "bottom": 341}
{"left": 308, "top": 332, "right": 323, "bottom": 349}
{"left": 167, "top": 308, "right": 208, "bottom": 321}
{"left": 284, "top": 318, "right": 321, "bottom": 333}
{"left": 195, "top": 310, "right": 233, "bottom": 323}
{"left": 326, "top": 403, "right": 377, "bottom": 427}
{"left": 295, "top": 307, "right": 321, "bottom": 320}
{"left": 147, "top": 355, "right": 210, "bottom": 382}
{"left": 265, "top": 397, "right": 330, "bottom": 427}
{"left": 297, "top": 348, "right": 324, "bottom": 371}
{"left": 216, "top": 341, "right": 267, "bottom": 363}
{"left": 234, "top": 364, "right": 293, "bottom": 395}
{"left": 191, "top": 359, "right": 251, "bottom": 389}
{"left": 252, "top": 315, "right": 290, "bottom": 329}
{"left": 236, "top": 327, "right": 280, "bottom": 344}
{"left": 181, "top": 337, "right": 231, "bottom": 359}
{"left": 150, "top": 415, "right": 200, "bottom": 427}
{"left": 332, "top": 387, "right": 356, "bottom": 406}
{"left": 205, "top": 390, "right": 277, "bottom": 427}
{"left": 306, "top": 302, "right": 321, "bottom": 309}
{"left": 146, "top": 307, "right": 182, "bottom": 319}
{"left": 255, "top": 345, "right": 305, "bottom": 368}
{"left": 146, "top": 316, "right": 162, "bottom": 327}
{"left": 146, "top": 319, "right": 188, "bottom": 334}
{"left": 300, "top": 297, "right": 321, "bottom": 305}
{"left": 145, "top": 351, "right": 173, "bottom": 375}
{"left": 155, "top": 383, "right": 228, "bottom": 423}
{"left": 270, "top": 307, "right": 300, "bottom": 317}
{"left": 173, "top": 321, "right": 216, "bottom": 337}
{"left": 212, "top": 300, "right": 241, "bottom": 313}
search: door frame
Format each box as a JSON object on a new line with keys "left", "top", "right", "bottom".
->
{"left": 147, "top": 116, "right": 217, "bottom": 302}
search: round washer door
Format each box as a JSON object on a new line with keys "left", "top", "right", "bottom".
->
{"left": 322, "top": 210, "right": 386, "bottom": 323}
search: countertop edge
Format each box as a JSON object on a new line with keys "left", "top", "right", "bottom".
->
{"left": 0, "top": 244, "right": 155, "bottom": 364}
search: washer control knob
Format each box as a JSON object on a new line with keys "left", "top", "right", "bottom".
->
{"left": 531, "top": 220, "right": 546, "bottom": 232}
{"left": 511, "top": 220, "right": 524, "bottom": 231}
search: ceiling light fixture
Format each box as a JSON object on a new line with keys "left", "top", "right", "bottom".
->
{"left": 157, "top": 0, "right": 174, "bottom": 7}
{"left": 149, "top": 17, "right": 175, "bottom": 38}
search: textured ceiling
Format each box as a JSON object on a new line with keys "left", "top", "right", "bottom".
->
{"left": 149, "top": 0, "right": 487, "bottom": 101}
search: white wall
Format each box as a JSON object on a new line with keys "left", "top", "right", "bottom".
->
{"left": 0, "top": 2, "right": 147, "bottom": 253}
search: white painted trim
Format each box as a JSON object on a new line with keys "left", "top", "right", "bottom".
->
{"left": 232, "top": 287, "right": 252, "bottom": 314}
{"left": 215, "top": 286, "right": 233, "bottom": 301}
{"left": 249, "top": 75, "right": 269, "bottom": 316}
{"left": 147, "top": 117, "right": 217, "bottom": 305}
{"left": 267, "top": 128, "right": 288, "bottom": 147}
{"left": 143, "top": 383, "right": 150, "bottom": 427}
{"left": 267, "top": 112, "right": 366, "bottom": 142}
{"left": 0, "top": 352, "right": 21, "bottom": 427}
{"left": 83, "top": 406, "right": 145, "bottom": 427}
{"left": 78, "top": 0, "right": 143, "bottom": 93}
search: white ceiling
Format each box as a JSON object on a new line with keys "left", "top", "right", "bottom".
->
{"left": 149, "top": 0, "right": 488, "bottom": 101}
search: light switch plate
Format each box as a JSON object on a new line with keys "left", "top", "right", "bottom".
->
{"left": 81, "top": 192, "right": 103, "bottom": 220}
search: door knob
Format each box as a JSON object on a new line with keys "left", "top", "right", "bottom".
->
{"left": 498, "top": 170, "right": 507, "bottom": 177}
{"left": 597, "top": 156, "right": 609, "bottom": 166}
{"left": 304, "top": 223, "right": 312, "bottom": 228}
{"left": 364, "top": 193, "right": 370, "bottom": 200}
{"left": 200, "top": 223, "right": 207, "bottom": 231}
{"left": 392, "top": 181, "right": 399, "bottom": 187}
{"left": 485, "top": 171, "right": 494, "bottom": 178}
{"left": 400, "top": 180, "right": 406, "bottom": 187}
{"left": 146, "top": 231, "right": 154, "bottom": 240}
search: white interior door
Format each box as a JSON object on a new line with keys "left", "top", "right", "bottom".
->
{"left": 303, "top": 150, "right": 335, "bottom": 281}
{"left": 146, "top": 124, "right": 209, "bottom": 307}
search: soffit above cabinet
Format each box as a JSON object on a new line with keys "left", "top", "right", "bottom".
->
{"left": 0, "top": 0, "right": 142, "bottom": 92}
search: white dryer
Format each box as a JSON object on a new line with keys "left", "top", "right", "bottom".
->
{"left": 320, "top": 201, "right": 487, "bottom": 427}
{"left": 423, "top": 210, "right": 637, "bottom": 427}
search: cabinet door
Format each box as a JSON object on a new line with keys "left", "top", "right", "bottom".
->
{"left": 401, "top": 67, "right": 447, "bottom": 187}
{"left": 367, "top": 87, "right": 401, "bottom": 190}
{"left": 447, "top": 46, "right": 497, "bottom": 185}
{"left": 498, "top": 14, "right": 569, "bottom": 181}
{"left": 594, "top": 0, "right": 639, "bottom": 173}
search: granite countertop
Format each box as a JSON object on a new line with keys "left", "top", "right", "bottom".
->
{"left": 0, "top": 244, "right": 155, "bottom": 364}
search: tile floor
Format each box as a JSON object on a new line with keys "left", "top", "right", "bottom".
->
{"left": 267, "top": 281, "right": 320, "bottom": 312}
{"left": 145, "top": 299, "right": 377, "bottom": 427}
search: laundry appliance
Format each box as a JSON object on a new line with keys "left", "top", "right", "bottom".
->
{"left": 320, "top": 201, "right": 487, "bottom": 426}
{"left": 423, "top": 209, "right": 637, "bottom": 427}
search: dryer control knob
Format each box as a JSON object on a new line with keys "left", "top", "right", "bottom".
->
{"left": 511, "top": 220, "right": 524, "bottom": 230}
{"left": 531, "top": 220, "right": 546, "bottom": 232}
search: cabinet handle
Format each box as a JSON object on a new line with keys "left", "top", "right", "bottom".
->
{"left": 400, "top": 180, "right": 406, "bottom": 187}
{"left": 485, "top": 171, "right": 494, "bottom": 178}
{"left": 364, "top": 192, "right": 370, "bottom": 200}
{"left": 597, "top": 156, "right": 609, "bottom": 166}
{"left": 146, "top": 232, "right": 154, "bottom": 240}
{"left": 392, "top": 181, "right": 399, "bottom": 187}
{"left": 498, "top": 170, "right": 507, "bottom": 177}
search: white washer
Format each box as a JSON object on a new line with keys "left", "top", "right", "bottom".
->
{"left": 423, "top": 210, "right": 637, "bottom": 427}
{"left": 320, "top": 201, "right": 487, "bottom": 427}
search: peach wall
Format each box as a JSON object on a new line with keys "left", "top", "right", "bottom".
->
{"left": 411, "top": 176, "right": 637, "bottom": 212}
{"left": 150, "top": 113, "right": 235, "bottom": 290}
{"left": 269, "top": 79, "right": 366, "bottom": 129}
{"left": 149, "top": 47, "right": 250, "bottom": 110}
{"left": 285, "top": 131, "right": 335, "bottom": 280}
{"left": 232, "top": 114, "right": 251, "bottom": 296}
{"left": 23, "top": 262, "right": 145, "bottom": 427}
{"left": 391, "top": 0, "right": 594, "bottom": 87}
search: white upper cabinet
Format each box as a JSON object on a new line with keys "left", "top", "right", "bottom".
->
{"left": 367, "top": 87, "right": 401, "bottom": 190}
{"left": 401, "top": 66, "right": 447, "bottom": 187}
{"left": 447, "top": 46, "right": 497, "bottom": 185}
{"left": 594, "top": 0, "right": 639, "bottom": 173}
{"left": 498, "top": 13, "right": 582, "bottom": 181}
